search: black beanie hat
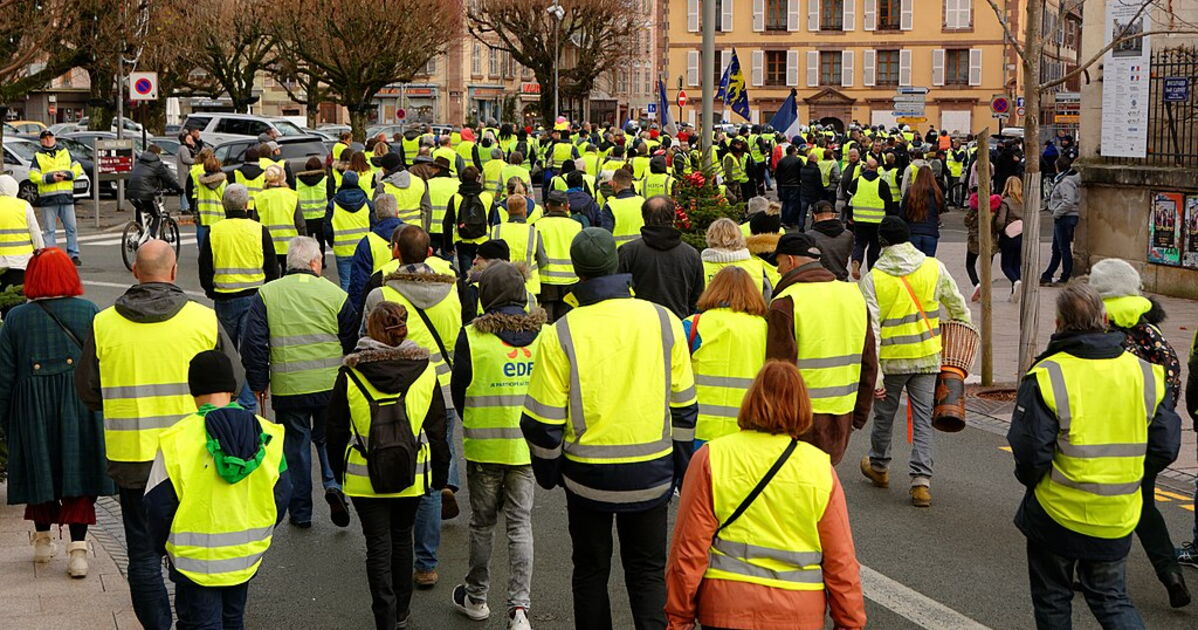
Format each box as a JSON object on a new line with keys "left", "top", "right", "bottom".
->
{"left": 380, "top": 152, "right": 402, "bottom": 172}
{"left": 476, "top": 239, "right": 511, "bottom": 261}
{"left": 749, "top": 212, "right": 782, "bottom": 236}
{"left": 878, "top": 216, "right": 910, "bottom": 246}
{"left": 188, "top": 350, "right": 237, "bottom": 397}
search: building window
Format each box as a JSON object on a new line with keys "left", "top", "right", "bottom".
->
{"left": 821, "top": 0, "right": 844, "bottom": 30}
{"left": 765, "top": 51, "right": 787, "bottom": 86}
{"left": 471, "top": 43, "right": 482, "bottom": 75}
{"left": 715, "top": 0, "right": 724, "bottom": 31}
{"left": 489, "top": 48, "right": 502, "bottom": 77}
{"left": 878, "top": 0, "right": 901, "bottom": 30}
{"left": 877, "top": 50, "right": 900, "bottom": 85}
{"left": 766, "top": 0, "right": 787, "bottom": 30}
{"left": 945, "top": 48, "right": 970, "bottom": 84}
{"left": 423, "top": 56, "right": 437, "bottom": 76}
{"left": 820, "top": 51, "right": 842, "bottom": 86}
{"left": 645, "top": 65, "right": 653, "bottom": 94}
{"left": 714, "top": 52, "right": 725, "bottom": 86}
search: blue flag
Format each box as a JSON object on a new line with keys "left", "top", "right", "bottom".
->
{"left": 768, "top": 88, "right": 802, "bottom": 140}
{"left": 715, "top": 63, "right": 731, "bottom": 103}
{"left": 657, "top": 78, "right": 677, "bottom": 135}
{"left": 724, "top": 49, "right": 750, "bottom": 121}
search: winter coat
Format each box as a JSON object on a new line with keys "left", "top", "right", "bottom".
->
{"left": 175, "top": 140, "right": 197, "bottom": 187}
{"left": 616, "top": 225, "right": 704, "bottom": 319}
{"left": 376, "top": 169, "right": 432, "bottom": 230}
{"left": 775, "top": 155, "right": 803, "bottom": 187}
{"left": 1048, "top": 169, "right": 1080, "bottom": 219}
{"left": 809, "top": 219, "right": 854, "bottom": 281}
{"left": 128, "top": 150, "right": 183, "bottom": 201}
{"left": 995, "top": 195, "right": 1024, "bottom": 242}
{"left": 450, "top": 306, "right": 546, "bottom": 414}
{"left": 408, "top": 157, "right": 443, "bottom": 182}
{"left": 185, "top": 170, "right": 227, "bottom": 210}
{"left": 798, "top": 160, "right": 824, "bottom": 200}
{"left": 0, "top": 297, "right": 117, "bottom": 504}
{"left": 964, "top": 193, "right": 1001, "bottom": 256}
{"left": 568, "top": 189, "right": 602, "bottom": 229}
{"left": 360, "top": 264, "right": 462, "bottom": 390}
{"left": 765, "top": 262, "right": 878, "bottom": 465}
{"left": 323, "top": 174, "right": 375, "bottom": 247}
{"left": 349, "top": 216, "right": 407, "bottom": 311}
{"left": 745, "top": 232, "right": 780, "bottom": 268}
{"left": 899, "top": 188, "right": 942, "bottom": 239}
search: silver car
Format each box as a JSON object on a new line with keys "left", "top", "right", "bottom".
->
{"left": 2, "top": 136, "right": 92, "bottom": 202}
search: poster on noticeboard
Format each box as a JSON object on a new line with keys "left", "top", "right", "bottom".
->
{"left": 1149, "top": 192, "right": 1182, "bottom": 266}
{"left": 1185, "top": 195, "right": 1198, "bottom": 268}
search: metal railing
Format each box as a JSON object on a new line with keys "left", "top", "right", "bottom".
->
{"left": 1107, "top": 47, "right": 1198, "bottom": 168}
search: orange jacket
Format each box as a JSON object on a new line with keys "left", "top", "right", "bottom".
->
{"left": 665, "top": 445, "right": 867, "bottom": 630}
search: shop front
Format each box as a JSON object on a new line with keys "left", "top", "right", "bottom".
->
{"left": 469, "top": 86, "right": 506, "bottom": 125}
{"left": 372, "top": 84, "right": 440, "bottom": 125}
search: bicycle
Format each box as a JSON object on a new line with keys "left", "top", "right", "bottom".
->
{"left": 120, "top": 193, "right": 181, "bottom": 271}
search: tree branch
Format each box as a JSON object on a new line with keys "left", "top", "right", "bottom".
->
{"left": 1038, "top": 28, "right": 1198, "bottom": 91}
{"left": 983, "top": 0, "right": 1027, "bottom": 62}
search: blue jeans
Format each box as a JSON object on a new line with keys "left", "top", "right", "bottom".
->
{"left": 195, "top": 224, "right": 210, "bottom": 254}
{"left": 1041, "top": 215, "right": 1079, "bottom": 283}
{"left": 798, "top": 196, "right": 820, "bottom": 232}
{"left": 1026, "top": 539, "right": 1143, "bottom": 629}
{"left": 277, "top": 406, "right": 339, "bottom": 524}
{"left": 910, "top": 234, "right": 939, "bottom": 257}
{"left": 214, "top": 295, "right": 257, "bottom": 412}
{"left": 41, "top": 201, "right": 79, "bottom": 257}
{"left": 179, "top": 193, "right": 191, "bottom": 213}
{"left": 414, "top": 408, "right": 461, "bottom": 571}
{"left": 336, "top": 255, "right": 353, "bottom": 291}
{"left": 119, "top": 486, "right": 172, "bottom": 630}
{"left": 778, "top": 186, "right": 801, "bottom": 228}
{"left": 171, "top": 568, "right": 249, "bottom": 630}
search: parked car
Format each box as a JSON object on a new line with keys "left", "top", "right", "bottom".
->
{"left": 62, "top": 132, "right": 151, "bottom": 197}
{"left": 317, "top": 124, "right": 352, "bottom": 136}
{"left": 214, "top": 135, "right": 328, "bottom": 177}
{"left": 3, "top": 122, "right": 19, "bottom": 135}
{"left": 8, "top": 120, "right": 47, "bottom": 135}
{"left": 2, "top": 136, "right": 91, "bottom": 202}
{"left": 163, "top": 123, "right": 182, "bottom": 135}
{"left": 48, "top": 122, "right": 82, "bottom": 135}
{"left": 304, "top": 128, "right": 336, "bottom": 142}
{"left": 183, "top": 113, "right": 310, "bottom": 146}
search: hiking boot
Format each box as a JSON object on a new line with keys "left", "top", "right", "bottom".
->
{"left": 31, "top": 531, "right": 56, "bottom": 563}
{"left": 911, "top": 486, "right": 932, "bottom": 507}
{"left": 859, "top": 456, "right": 888, "bottom": 488}
{"left": 1164, "top": 570, "right": 1191, "bottom": 608}
{"left": 67, "top": 541, "right": 89, "bottom": 578}
{"left": 325, "top": 488, "right": 351, "bottom": 528}
{"left": 441, "top": 488, "right": 460, "bottom": 520}
{"left": 1178, "top": 541, "right": 1198, "bottom": 568}
{"left": 414, "top": 569, "right": 439, "bottom": 589}
{"left": 452, "top": 584, "right": 490, "bottom": 620}
{"left": 509, "top": 607, "right": 533, "bottom": 630}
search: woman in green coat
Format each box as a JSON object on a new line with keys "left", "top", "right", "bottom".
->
{"left": 0, "top": 247, "right": 115, "bottom": 578}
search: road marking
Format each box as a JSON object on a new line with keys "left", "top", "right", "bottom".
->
{"left": 860, "top": 564, "right": 993, "bottom": 630}
{"left": 999, "top": 446, "right": 1012, "bottom": 452}
{"left": 82, "top": 280, "right": 206, "bottom": 299}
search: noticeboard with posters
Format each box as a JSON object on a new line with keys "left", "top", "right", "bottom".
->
{"left": 1184, "top": 195, "right": 1198, "bottom": 268}
{"left": 1149, "top": 192, "right": 1183, "bottom": 266}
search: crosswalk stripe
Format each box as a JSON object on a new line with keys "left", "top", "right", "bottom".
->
{"left": 861, "top": 564, "right": 992, "bottom": 630}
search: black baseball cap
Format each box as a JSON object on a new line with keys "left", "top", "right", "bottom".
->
{"left": 39, "top": 129, "right": 54, "bottom": 139}
{"left": 776, "top": 232, "right": 822, "bottom": 260}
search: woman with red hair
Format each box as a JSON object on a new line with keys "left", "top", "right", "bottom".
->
{"left": 0, "top": 247, "right": 113, "bottom": 578}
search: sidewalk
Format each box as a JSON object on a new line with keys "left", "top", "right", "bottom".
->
{"left": 0, "top": 486, "right": 137, "bottom": 629}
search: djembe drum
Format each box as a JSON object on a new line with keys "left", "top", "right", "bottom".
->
{"left": 933, "top": 320, "right": 980, "bottom": 432}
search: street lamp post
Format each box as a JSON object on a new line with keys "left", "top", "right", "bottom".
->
{"left": 547, "top": 1, "right": 564, "bottom": 122}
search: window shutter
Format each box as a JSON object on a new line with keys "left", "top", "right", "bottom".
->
{"left": 687, "top": 0, "right": 699, "bottom": 32}
{"left": 899, "top": 49, "right": 912, "bottom": 86}
{"left": 863, "top": 49, "right": 876, "bottom": 86}
{"left": 806, "top": 50, "right": 819, "bottom": 87}
{"left": 844, "top": 0, "right": 856, "bottom": 31}
{"left": 969, "top": 48, "right": 983, "bottom": 86}
{"left": 687, "top": 50, "right": 699, "bottom": 87}
{"left": 932, "top": 49, "right": 945, "bottom": 86}
{"left": 944, "top": 0, "right": 954, "bottom": 28}
{"left": 722, "top": 0, "right": 734, "bottom": 32}
{"left": 787, "top": 0, "right": 800, "bottom": 31}
{"left": 752, "top": 50, "right": 764, "bottom": 87}
{"left": 963, "top": 0, "right": 972, "bottom": 28}
{"left": 808, "top": 0, "right": 819, "bottom": 31}
{"left": 842, "top": 50, "right": 855, "bottom": 87}
{"left": 787, "top": 50, "right": 800, "bottom": 86}
{"left": 900, "top": 0, "right": 913, "bottom": 30}
{"left": 864, "top": 0, "right": 876, "bottom": 31}
{"left": 722, "top": 49, "right": 732, "bottom": 76}
{"left": 753, "top": 0, "right": 764, "bottom": 32}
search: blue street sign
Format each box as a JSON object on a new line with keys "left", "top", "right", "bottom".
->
{"left": 646, "top": 103, "right": 657, "bottom": 113}
{"left": 1164, "top": 78, "right": 1189, "bottom": 103}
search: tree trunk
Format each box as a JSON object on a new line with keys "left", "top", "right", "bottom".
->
{"left": 1017, "top": 0, "right": 1044, "bottom": 377}
{"left": 349, "top": 108, "right": 369, "bottom": 143}
{"left": 143, "top": 98, "right": 168, "bottom": 136}
{"left": 978, "top": 127, "right": 994, "bottom": 385}
{"left": 87, "top": 68, "right": 116, "bottom": 131}
{"left": 536, "top": 71, "right": 556, "bottom": 128}
{"left": 306, "top": 104, "right": 320, "bottom": 129}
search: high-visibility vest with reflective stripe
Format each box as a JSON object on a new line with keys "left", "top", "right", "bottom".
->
{"left": 872, "top": 257, "right": 941, "bottom": 360}
{"left": 342, "top": 363, "right": 436, "bottom": 498}
{"left": 234, "top": 170, "right": 264, "bottom": 210}
{"left": 377, "top": 255, "right": 455, "bottom": 279}
{"left": 381, "top": 177, "right": 427, "bottom": 226}
{"left": 946, "top": 151, "right": 964, "bottom": 178}
{"left": 258, "top": 157, "right": 284, "bottom": 172}
{"left": 607, "top": 195, "right": 645, "bottom": 247}
{"left": 482, "top": 159, "right": 507, "bottom": 194}
{"left": 684, "top": 308, "right": 767, "bottom": 441}
{"left": 463, "top": 325, "right": 541, "bottom": 465}
{"left": 195, "top": 180, "right": 228, "bottom": 227}
{"left": 332, "top": 143, "right": 349, "bottom": 162}
{"left": 705, "top": 431, "right": 830, "bottom": 591}
{"left": 549, "top": 142, "right": 575, "bottom": 169}
{"left": 724, "top": 154, "right": 749, "bottom": 183}
{"left": 257, "top": 273, "right": 347, "bottom": 396}
{"left": 456, "top": 141, "right": 477, "bottom": 167}
{"left": 450, "top": 191, "right": 495, "bottom": 245}
{"left": 30, "top": 148, "right": 80, "bottom": 197}
{"left": 601, "top": 159, "right": 626, "bottom": 174}
{"left": 427, "top": 178, "right": 460, "bottom": 235}
{"left": 774, "top": 281, "right": 867, "bottom": 415}
{"left": 817, "top": 160, "right": 836, "bottom": 188}
{"left": 498, "top": 164, "right": 533, "bottom": 193}
{"left": 296, "top": 177, "right": 328, "bottom": 221}
{"left": 0, "top": 196, "right": 33, "bottom": 256}
{"left": 254, "top": 187, "right": 300, "bottom": 255}
{"left": 581, "top": 153, "right": 600, "bottom": 177}
{"left": 353, "top": 170, "right": 375, "bottom": 195}
{"left": 432, "top": 147, "right": 459, "bottom": 176}
{"left": 330, "top": 203, "right": 370, "bottom": 257}
{"left": 365, "top": 232, "right": 393, "bottom": 275}
{"left": 189, "top": 163, "right": 204, "bottom": 190}
{"left": 631, "top": 156, "right": 651, "bottom": 180}
{"left": 702, "top": 259, "right": 770, "bottom": 296}
{"left": 748, "top": 134, "right": 764, "bottom": 161}
{"left": 535, "top": 215, "right": 582, "bottom": 286}
{"left": 210, "top": 218, "right": 266, "bottom": 293}
{"left": 641, "top": 172, "right": 674, "bottom": 198}
{"left": 851, "top": 176, "right": 886, "bottom": 224}
{"left": 402, "top": 136, "right": 420, "bottom": 166}
{"left": 1030, "top": 351, "right": 1163, "bottom": 539}
{"left": 881, "top": 167, "right": 901, "bottom": 202}
{"left": 380, "top": 285, "right": 461, "bottom": 410}
{"left": 94, "top": 301, "right": 218, "bottom": 462}
{"left": 491, "top": 221, "right": 542, "bottom": 294}
{"left": 160, "top": 412, "right": 283, "bottom": 587}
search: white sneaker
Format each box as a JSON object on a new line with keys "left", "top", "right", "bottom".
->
{"left": 30, "top": 531, "right": 56, "bottom": 563}
{"left": 452, "top": 584, "right": 491, "bottom": 621}
{"left": 970, "top": 284, "right": 982, "bottom": 302}
{"left": 67, "top": 541, "right": 89, "bottom": 578}
{"left": 508, "top": 607, "right": 533, "bottom": 630}
{"left": 1011, "top": 280, "right": 1022, "bottom": 303}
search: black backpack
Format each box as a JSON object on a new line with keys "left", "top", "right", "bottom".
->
{"left": 456, "top": 192, "right": 490, "bottom": 240}
{"left": 344, "top": 368, "right": 424, "bottom": 495}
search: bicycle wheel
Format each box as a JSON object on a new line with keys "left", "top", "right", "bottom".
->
{"left": 162, "top": 218, "right": 181, "bottom": 258}
{"left": 120, "top": 221, "right": 144, "bottom": 272}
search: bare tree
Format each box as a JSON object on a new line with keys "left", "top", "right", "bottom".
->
{"left": 0, "top": 0, "right": 80, "bottom": 155}
{"left": 269, "top": 59, "right": 331, "bottom": 129}
{"left": 57, "top": 0, "right": 153, "bottom": 131}
{"left": 165, "top": 0, "right": 279, "bottom": 113}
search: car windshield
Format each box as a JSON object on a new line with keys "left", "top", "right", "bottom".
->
{"left": 5, "top": 140, "right": 39, "bottom": 162}
{"left": 274, "top": 121, "right": 306, "bottom": 137}
{"left": 281, "top": 141, "right": 328, "bottom": 160}
{"left": 58, "top": 138, "right": 95, "bottom": 159}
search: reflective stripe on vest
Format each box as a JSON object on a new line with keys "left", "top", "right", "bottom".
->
{"left": 550, "top": 142, "right": 575, "bottom": 169}
{"left": 0, "top": 196, "right": 33, "bottom": 256}
{"left": 483, "top": 159, "right": 507, "bottom": 194}
{"left": 94, "top": 301, "right": 218, "bottom": 461}
{"left": 331, "top": 203, "right": 370, "bottom": 257}
{"left": 210, "top": 218, "right": 266, "bottom": 292}
{"left": 254, "top": 188, "right": 300, "bottom": 255}
{"left": 817, "top": 160, "right": 835, "bottom": 188}
{"left": 402, "top": 136, "right": 420, "bottom": 166}
{"left": 195, "top": 180, "right": 228, "bottom": 227}
{"left": 31, "top": 148, "right": 79, "bottom": 197}
{"left": 258, "top": 273, "right": 347, "bottom": 396}
{"left": 161, "top": 414, "right": 283, "bottom": 587}
{"left": 607, "top": 195, "right": 645, "bottom": 247}
{"left": 684, "top": 309, "right": 767, "bottom": 441}
{"left": 872, "top": 257, "right": 942, "bottom": 360}
{"left": 296, "top": 178, "right": 327, "bottom": 221}
{"left": 379, "top": 285, "right": 459, "bottom": 410}
{"left": 463, "top": 325, "right": 540, "bottom": 465}
{"left": 705, "top": 431, "right": 829, "bottom": 591}
{"left": 642, "top": 173, "right": 673, "bottom": 198}
{"left": 342, "top": 363, "right": 436, "bottom": 498}
{"left": 234, "top": 171, "right": 264, "bottom": 209}
{"left": 702, "top": 259, "right": 768, "bottom": 296}
{"left": 382, "top": 177, "right": 427, "bottom": 226}
{"left": 881, "top": 168, "right": 901, "bottom": 202}
{"left": 851, "top": 176, "right": 886, "bottom": 224}
{"left": 490, "top": 221, "right": 542, "bottom": 295}
{"left": 535, "top": 216, "right": 581, "bottom": 285}
{"left": 1031, "top": 352, "right": 1162, "bottom": 539}
{"left": 427, "top": 178, "right": 461, "bottom": 235}
{"left": 775, "top": 281, "right": 868, "bottom": 415}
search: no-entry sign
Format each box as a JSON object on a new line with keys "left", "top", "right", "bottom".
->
{"left": 677, "top": 90, "right": 688, "bottom": 107}
{"left": 129, "top": 72, "right": 158, "bottom": 101}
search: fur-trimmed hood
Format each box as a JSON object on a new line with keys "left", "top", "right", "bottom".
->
{"left": 383, "top": 265, "right": 457, "bottom": 310}
{"left": 297, "top": 169, "right": 326, "bottom": 187}
{"left": 342, "top": 338, "right": 431, "bottom": 393}
{"left": 199, "top": 170, "right": 226, "bottom": 188}
{"left": 472, "top": 306, "right": 545, "bottom": 347}
{"left": 746, "top": 232, "right": 780, "bottom": 256}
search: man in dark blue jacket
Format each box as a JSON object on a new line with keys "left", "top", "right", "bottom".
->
{"left": 348, "top": 193, "right": 406, "bottom": 311}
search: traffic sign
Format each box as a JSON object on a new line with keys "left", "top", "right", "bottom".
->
{"left": 990, "top": 94, "right": 1011, "bottom": 118}
{"left": 646, "top": 103, "right": 657, "bottom": 113}
{"left": 1016, "top": 106, "right": 1026, "bottom": 117}
{"left": 897, "top": 117, "right": 928, "bottom": 125}
{"left": 94, "top": 139, "right": 135, "bottom": 174}
{"left": 892, "top": 95, "right": 926, "bottom": 103}
{"left": 1016, "top": 96, "right": 1025, "bottom": 108}
{"left": 129, "top": 72, "right": 158, "bottom": 101}
{"left": 897, "top": 87, "right": 930, "bottom": 94}
{"left": 396, "top": 108, "right": 406, "bottom": 121}
{"left": 677, "top": 90, "right": 688, "bottom": 107}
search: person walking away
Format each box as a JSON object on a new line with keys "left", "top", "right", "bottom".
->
{"left": 700, "top": 218, "right": 774, "bottom": 299}
{"left": 598, "top": 168, "right": 644, "bottom": 246}
{"left": 774, "top": 145, "right": 804, "bottom": 229}
{"left": 536, "top": 191, "right": 583, "bottom": 322}
{"left": 721, "top": 140, "right": 752, "bottom": 205}
{"left": 459, "top": 240, "right": 520, "bottom": 323}
{"left": 561, "top": 170, "right": 601, "bottom": 228}
{"left": 1009, "top": 283, "right": 1181, "bottom": 628}
{"left": 0, "top": 174, "right": 44, "bottom": 300}
{"left": 964, "top": 191, "right": 1001, "bottom": 302}
{"left": 682, "top": 266, "right": 768, "bottom": 445}
{"left": 348, "top": 151, "right": 376, "bottom": 196}
{"left": 326, "top": 302, "right": 449, "bottom": 630}
{"left": 745, "top": 207, "right": 782, "bottom": 267}
{"left": 482, "top": 148, "right": 509, "bottom": 195}
{"left": 666, "top": 360, "right": 866, "bottom": 630}
{"left": 808, "top": 201, "right": 853, "bottom": 281}
{"left": 490, "top": 195, "right": 547, "bottom": 302}
{"left": 128, "top": 145, "right": 184, "bottom": 240}
{"left": 817, "top": 149, "right": 842, "bottom": 203}
{"left": 75, "top": 240, "right": 244, "bottom": 630}
{"left": 837, "top": 149, "right": 863, "bottom": 221}
{"left": 362, "top": 225, "right": 462, "bottom": 588}
{"left": 766, "top": 230, "right": 877, "bottom": 466}
{"left": 640, "top": 156, "right": 675, "bottom": 198}
{"left": 449, "top": 262, "right": 543, "bottom": 630}
{"left": 192, "top": 156, "right": 227, "bottom": 253}
{"left": 1, "top": 248, "right": 114, "bottom": 577}
{"left": 377, "top": 152, "right": 430, "bottom": 230}
{"left": 845, "top": 158, "right": 895, "bottom": 279}
{"left": 255, "top": 165, "right": 303, "bottom": 270}
{"left": 900, "top": 166, "right": 944, "bottom": 257}
{"left": 242, "top": 236, "right": 358, "bottom": 529}
{"left": 442, "top": 166, "right": 495, "bottom": 277}
{"left": 797, "top": 151, "right": 825, "bottom": 234}
{"left": 425, "top": 156, "right": 460, "bottom": 255}
{"left": 521, "top": 227, "right": 698, "bottom": 630}
{"left": 175, "top": 127, "right": 200, "bottom": 213}
{"left": 858, "top": 217, "right": 969, "bottom": 507}
{"left": 325, "top": 170, "right": 375, "bottom": 291}
{"left": 30, "top": 130, "right": 84, "bottom": 265}
{"left": 349, "top": 194, "right": 406, "bottom": 312}
{"left": 617, "top": 196, "right": 704, "bottom": 319}
{"left": 234, "top": 146, "right": 265, "bottom": 214}
{"left": 297, "top": 157, "right": 330, "bottom": 256}
{"left": 995, "top": 176, "right": 1024, "bottom": 302}
{"left": 198, "top": 185, "right": 280, "bottom": 411}
{"left": 144, "top": 350, "right": 290, "bottom": 629}
{"left": 1040, "top": 157, "right": 1081, "bottom": 286}
{"left": 1086, "top": 258, "right": 1190, "bottom": 607}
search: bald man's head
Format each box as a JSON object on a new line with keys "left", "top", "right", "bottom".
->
{"left": 133, "top": 240, "right": 178, "bottom": 284}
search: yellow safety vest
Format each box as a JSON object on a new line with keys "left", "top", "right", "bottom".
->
{"left": 684, "top": 308, "right": 767, "bottom": 441}
{"left": 872, "top": 257, "right": 941, "bottom": 360}
{"left": 379, "top": 285, "right": 461, "bottom": 409}
{"left": 426, "top": 178, "right": 460, "bottom": 235}
{"left": 234, "top": 169, "right": 264, "bottom": 211}
{"left": 498, "top": 164, "right": 533, "bottom": 193}
{"left": 641, "top": 172, "right": 674, "bottom": 198}
{"left": 0, "top": 196, "right": 33, "bottom": 256}
{"left": 352, "top": 170, "right": 375, "bottom": 196}
{"left": 536, "top": 215, "right": 582, "bottom": 286}
{"left": 433, "top": 147, "right": 459, "bottom": 176}
{"left": 450, "top": 190, "right": 495, "bottom": 245}
{"left": 631, "top": 156, "right": 651, "bottom": 180}
{"left": 342, "top": 363, "right": 437, "bottom": 498}
{"left": 702, "top": 258, "right": 771, "bottom": 296}
{"left": 94, "top": 301, "right": 218, "bottom": 462}
{"left": 705, "top": 431, "right": 830, "bottom": 591}
{"left": 851, "top": 176, "right": 886, "bottom": 224}
{"left": 581, "top": 153, "right": 600, "bottom": 177}
{"left": 774, "top": 281, "right": 867, "bottom": 415}
{"left": 402, "top": 135, "right": 420, "bottom": 166}
{"left": 817, "top": 160, "right": 836, "bottom": 188}
{"left": 482, "top": 159, "right": 507, "bottom": 194}
{"left": 195, "top": 178, "right": 228, "bottom": 227}
{"left": 364, "top": 232, "right": 392, "bottom": 275}
{"left": 723, "top": 154, "right": 749, "bottom": 183}
{"left": 29, "top": 147, "right": 81, "bottom": 198}
{"left": 381, "top": 177, "right": 427, "bottom": 227}
{"left": 210, "top": 218, "right": 266, "bottom": 293}
{"left": 257, "top": 273, "right": 347, "bottom": 396}
{"left": 1030, "top": 351, "right": 1163, "bottom": 539}
{"left": 607, "top": 195, "right": 645, "bottom": 247}
{"left": 946, "top": 151, "right": 964, "bottom": 178}
{"left": 330, "top": 202, "right": 370, "bottom": 258}
{"left": 254, "top": 188, "right": 300, "bottom": 255}
{"left": 160, "top": 412, "right": 283, "bottom": 587}
{"left": 490, "top": 221, "right": 542, "bottom": 295}
{"left": 550, "top": 142, "right": 576, "bottom": 170}
{"left": 331, "top": 142, "right": 350, "bottom": 162}
{"left": 881, "top": 167, "right": 901, "bottom": 202}
{"left": 296, "top": 177, "right": 327, "bottom": 221}
{"left": 462, "top": 325, "right": 540, "bottom": 465}
{"left": 456, "top": 141, "right": 477, "bottom": 167}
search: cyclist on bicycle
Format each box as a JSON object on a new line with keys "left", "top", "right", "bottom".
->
{"left": 128, "top": 144, "right": 184, "bottom": 237}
